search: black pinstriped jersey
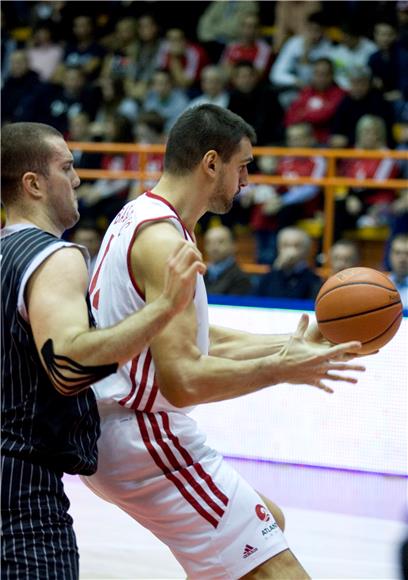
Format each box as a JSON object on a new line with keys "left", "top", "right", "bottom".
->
{"left": 1, "top": 226, "right": 100, "bottom": 475}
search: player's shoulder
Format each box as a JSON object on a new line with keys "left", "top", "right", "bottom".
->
{"left": 121, "top": 193, "right": 180, "bottom": 222}
{"left": 136, "top": 218, "right": 182, "bottom": 249}
{"left": 26, "top": 243, "right": 89, "bottom": 301}
{"left": 33, "top": 244, "right": 88, "bottom": 283}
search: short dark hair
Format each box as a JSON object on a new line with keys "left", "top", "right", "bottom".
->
{"left": 164, "top": 104, "right": 256, "bottom": 176}
{"left": 1, "top": 122, "right": 63, "bottom": 205}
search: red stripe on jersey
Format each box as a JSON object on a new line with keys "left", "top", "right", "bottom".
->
{"left": 92, "top": 289, "right": 100, "bottom": 310}
{"left": 90, "top": 233, "right": 114, "bottom": 295}
{"left": 136, "top": 413, "right": 219, "bottom": 528}
{"left": 159, "top": 411, "right": 229, "bottom": 507}
{"left": 148, "top": 413, "right": 225, "bottom": 518}
{"left": 119, "top": 355, "right": 139, "bottom": 407}
{"left": 146, "top": 192, "right": 192, "bottom": 241}
{"left": 131, "top": 350, "right": 153, "bottom": 410}
{"left": 143, "top": 376, "right": 158, "bottom": 412}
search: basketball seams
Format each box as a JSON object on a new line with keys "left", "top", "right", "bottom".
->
{"left": 321, "top": 309, "right": 402, "bottom": 350}
{"left": 365, "top": 310, "right": 403, "bottom": 344}
{"left": 316, "top": 281, "right": 399, "bottom": 304}
{"left": 315, "top": 267, "right": 402, "bottom": 353}
{"left": 317, "top": 300, "right": 403, "bottom": 323}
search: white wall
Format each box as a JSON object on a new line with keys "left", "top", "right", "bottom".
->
{"left": 191, "top": 305, "right": 407, "bottom": 475}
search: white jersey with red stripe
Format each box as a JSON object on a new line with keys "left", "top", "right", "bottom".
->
{"left": 89, "top": 191, "right": 209, "bottom": 413}
{"left": 83, "top": 191, "right": 289, "bottom": 578}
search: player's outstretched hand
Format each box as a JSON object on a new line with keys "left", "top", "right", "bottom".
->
{"left": 162, "top": 241, "right": 206, "bottom": 315}
{"left": 277, "top": 314, "right": 366, "bottom": 393}
{"left": 305, "top": 318, "right": 379, "bottom": 359}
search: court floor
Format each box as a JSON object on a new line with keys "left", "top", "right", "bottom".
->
{"left": 65, "top": 458, "right": 407, "bottom": 579}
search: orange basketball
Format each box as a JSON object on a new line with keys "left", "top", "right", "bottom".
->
{"left": 315, "top": 267, "right": 403, "bottom": 354}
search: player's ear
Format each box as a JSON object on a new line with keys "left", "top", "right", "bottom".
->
{"left": 203, "top": 150, "right": 218, "bottom": 176}
{"left": 22, "top": 171, "right": 43, "bottom": 199}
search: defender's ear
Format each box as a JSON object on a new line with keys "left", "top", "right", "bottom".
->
{"left": 22, "top": 172, "right": 43, "bottom": 199}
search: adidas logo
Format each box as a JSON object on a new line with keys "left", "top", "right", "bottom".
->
{"left": 242, "top": 544, "right": 258, "bottom": 559}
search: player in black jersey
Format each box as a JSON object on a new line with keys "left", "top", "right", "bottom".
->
{"left": 0, "top": 122, "right": 205, "bottom": 579}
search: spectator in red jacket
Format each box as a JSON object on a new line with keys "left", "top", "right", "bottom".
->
{"left": 285, "top": 57, "right": 345, "bottom": 144}
{"left": 220, "top": 12, "right": 273, "bottom": 80}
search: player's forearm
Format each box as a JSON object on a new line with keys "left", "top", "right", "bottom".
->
{"left": 45, "top": 296, "right": 176, "bottom": 395}
{"left": 158, "top": 351, "right": 288, "bottom": 407}
{"left": 71, "top": 295, "right": 176, "bottom": 367}
{"left": 209, "top": 326, "right": 290, "bottom": 360}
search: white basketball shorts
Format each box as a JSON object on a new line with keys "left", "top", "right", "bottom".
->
{"left": 82, "top": 404, "right": 288, "bottom": 579}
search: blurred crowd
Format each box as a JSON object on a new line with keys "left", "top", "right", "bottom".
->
{"left": 2, "top": 0, "right": 407, "bottom": 301}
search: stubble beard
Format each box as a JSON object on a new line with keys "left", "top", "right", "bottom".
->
{"left": 208, "top": 178, "right": 235, "bottom": 215}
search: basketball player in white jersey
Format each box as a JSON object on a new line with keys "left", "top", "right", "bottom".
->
{"left": 83, "top": 105, "right": 365, "bottom": 579}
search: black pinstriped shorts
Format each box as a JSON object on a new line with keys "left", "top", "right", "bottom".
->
{"left": 1, "top": 455, "right": 78, "bottom": 580}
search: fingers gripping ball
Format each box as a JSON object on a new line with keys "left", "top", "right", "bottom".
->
{"left": 315, "top": 267, "right": 403, "bottom": 354}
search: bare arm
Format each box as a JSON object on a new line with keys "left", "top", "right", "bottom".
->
{"left": 27, "top": 241, "right": 205, "bottom": 396}
{"left": 133, "top": 223, "right": 365, "bottom": 408}
{"left": 209, "top": 325, "right": 290, "bottom": 360}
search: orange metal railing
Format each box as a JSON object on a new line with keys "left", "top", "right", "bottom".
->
{"left": 68, "top": 141, "right": 408, "bottom": 259}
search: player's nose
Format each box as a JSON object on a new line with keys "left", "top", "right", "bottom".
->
{"left": 72, "top": 169, "right": 81, "bottom": 188}
{"left": 240, "top": 168, "right": 249, "bottom": 187}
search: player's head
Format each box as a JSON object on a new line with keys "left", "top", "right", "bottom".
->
{"left": 164, "top": 105, "right": 256, "bottom": 214}
{"left": 329, "top": 239, "right": 360, "bottom": 273}
{"left": 1, "top": 122, "right": 80, "bottom": 232}
{"left": 164, "top": 105, "right": 256, "bottom": 175}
